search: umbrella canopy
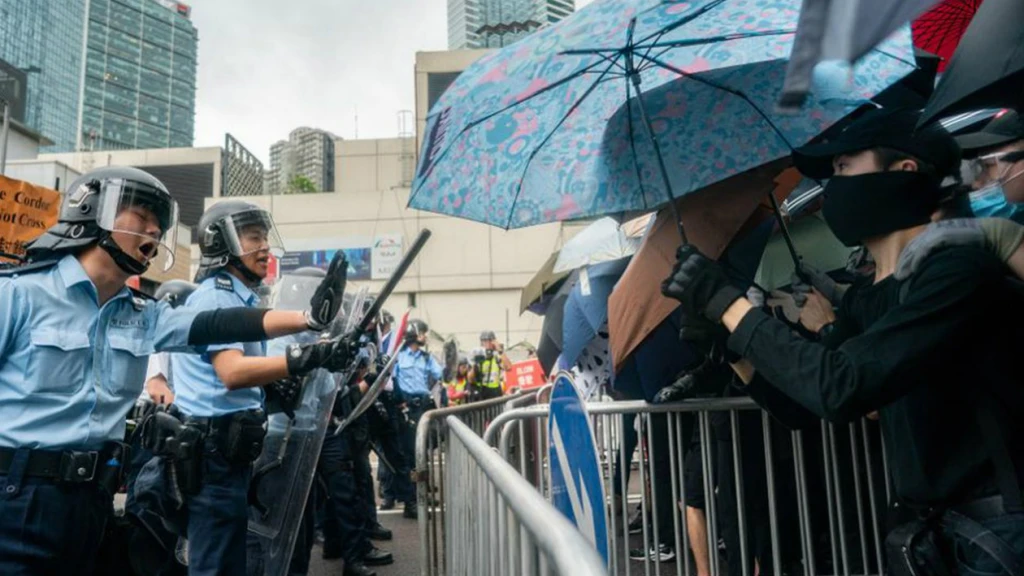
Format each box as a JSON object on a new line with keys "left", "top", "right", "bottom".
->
{"left": 561, "top": 257, "right": 631, "bottom": 366}
{"left": 608, "top": 158, "right": 794, "bottom": 369}
{"left": 613, "top": 309, "right": 699, "bottom": 402}
{"left": 553, "top": 217, "right": 645, "bottom": 274}
{"left": 520, "top": 252, "right": 570, "bottom": 314}
{"left": 912, "top": 0, "right": 982, "bottom": 72}
{"left": 411, "top": 0, "right": 915, "bottom": 230}
{"left": 754, "top": 213, "right": 854, "bottom": 290}
{"left": 780, "top": 0, "right": 938, "bottom": 107}
{"left": 919, "top": 0, "right": 1024, "bottom": 127}
{"left": 536, "top": 291, "right": 568, "bottom": 375}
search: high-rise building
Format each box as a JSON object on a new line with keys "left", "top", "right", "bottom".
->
{"left": 448, "top": 0, "right": 574, "bottom": 50}
{"left": 0, "top": 0, "right": 197, "bottom": 153}
{"left": 0, "top": 1, "right": 89, "bottom": 151}
{"left": 266, "top": 128, "right": 337, "bottom": 195}
{"left": 81, "top": 0, "right": 198, "bottom": 151}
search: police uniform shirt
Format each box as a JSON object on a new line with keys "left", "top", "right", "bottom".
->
{"left": 0, "top": 255, "right": 201, "bottom": 450}
{"left": 171, "top": 273, "right": 266, "bottom": 418}
{"left": 393, "top": 347, "right": 442, "bottom": 398}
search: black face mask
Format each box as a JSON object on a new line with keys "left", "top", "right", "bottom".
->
{"left": 822, "top": 171, "right": 941, "bottom": 247}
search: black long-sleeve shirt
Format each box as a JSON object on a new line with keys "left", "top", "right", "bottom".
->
{"left": 730, "top": 246, "right": 1024, "bottom": 509}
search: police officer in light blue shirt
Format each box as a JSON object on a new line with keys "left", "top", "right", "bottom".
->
{"left": 168, "top": 200, "right": 350, "bottom": 576}
{"left": 391, "top": 319, "right": 442, "bottom": 519}
{"left": 0, "top": 167, "right": 351, "bottom": 575}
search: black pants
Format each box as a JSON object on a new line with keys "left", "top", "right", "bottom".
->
{"left": 397, "top": 399, "right": 431, "bottom": 506}
{"left": 0, "top": 474, "right": 111, "bottom": 575}
{"left": 376, "top": 397, "right": 408, "bottom": 503}
{"left": 320, "top": 432, "right": 373, "bottom": 564}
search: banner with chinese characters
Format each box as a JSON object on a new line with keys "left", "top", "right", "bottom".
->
{"left": 504, "top": 358, "right": 546, "bottom": 391}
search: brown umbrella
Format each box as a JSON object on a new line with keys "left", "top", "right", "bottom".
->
{"left": 608, "top": 160, "right": 797, "bottom": 370}
{"left": 520, "top": 251, "right": 569, "bottom": 314}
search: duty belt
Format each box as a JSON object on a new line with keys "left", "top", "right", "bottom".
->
{"left": 0, "top": 443, "right": 128, "bottom": 494}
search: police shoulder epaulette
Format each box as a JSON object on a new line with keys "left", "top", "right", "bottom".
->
{"left": 215, "top": 276, "right": 234, "bottom": 291}
{"left": 0, "top": 259, "right": 59, "bottom": 278}
{"left": 128, "top": 287, "right": 154, "bottom": 311}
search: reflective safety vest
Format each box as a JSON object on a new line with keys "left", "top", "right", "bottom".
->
{"left": 478, "top": 357, "right": 503, "bottom": 389}
{"left": 446, "top": 377, "right": 468, "bottom": 404}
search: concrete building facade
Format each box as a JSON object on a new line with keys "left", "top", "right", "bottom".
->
{"left": 265, "top": 127, "right": 336, "bottom": 196}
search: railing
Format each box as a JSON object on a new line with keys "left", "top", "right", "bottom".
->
{"left": 415, "top": 391, "right": 529, "bottom": 576}
{"left": 444, "top": 416, "right": 607, "bottom": 576}
{"left": 485, "top": 399, "right": 890, "bottom": 576}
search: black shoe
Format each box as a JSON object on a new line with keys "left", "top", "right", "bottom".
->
{"left": 380, "top": 498, "right": 395, "bottom": 510}
{"left": 403, "top": 503, "right": 418, "bottom": 519}
{"left": 367, "top": 522, "right": 393, "bottom": 541}
{"left": 343, "top": 562, "right": 376, "bottom": 576}
{"left": 629, "top": 543, "right": 676, "bottom": 562}
{"left": 322, "top": 541, "right": 343, "bottom": 560}
{"left": 362, "top": 547, "right": 394, "bottom": 566}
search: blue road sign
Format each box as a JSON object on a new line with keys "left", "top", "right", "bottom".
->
{"left": 548, "top": 371, "right": 608, "bottom": 564}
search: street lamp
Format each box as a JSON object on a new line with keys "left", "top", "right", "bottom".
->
{"left": 0, "top": 65, "right": 42, "bottom": 176}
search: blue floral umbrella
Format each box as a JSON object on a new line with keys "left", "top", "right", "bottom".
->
{"left": 411, "top": 0, "right": 916, "bottom": 236}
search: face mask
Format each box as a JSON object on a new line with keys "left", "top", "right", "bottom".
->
{"left": 822, "top": 171, "right": 940, "bottom": 247}
{"left": 969, "top": 183, "right": 1023, "bottom": 219}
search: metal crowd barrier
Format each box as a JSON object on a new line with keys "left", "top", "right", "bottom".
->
{"left": 416, "top": 390, "right": 533, "bottom": 576}
{"left": 444, "top": 416, "right": 606, "bottom": 576}
{"left": 484, "top": 399, "right": 891, "bottom": 576}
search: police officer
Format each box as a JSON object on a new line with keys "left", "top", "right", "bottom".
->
{"left": 320, "top": 351, "right": 393, "bottom": 576}
{"left": 472, "top": 330, "right": 511, "bottom": 401}
{"left": 391, "top": 319, "right": 442, "bottom": 520}
{"left": 167, "top": 200, "right": 353, "bottom": 576}
{"left": 0, "top": 167, "right": 349, "bottom": 575}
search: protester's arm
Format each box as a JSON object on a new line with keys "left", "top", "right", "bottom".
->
{"left": 722, "top": 247, "right": 1002, "bottom": 421}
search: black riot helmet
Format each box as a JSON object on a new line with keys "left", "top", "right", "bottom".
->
{"left": 25, "top": 166, "right": 179, "bottom": 275}
{"left": 154, "top": 279, "right": 197, "bottom": 308}
{"left": 404, "top": 319, "right": 429, "bottom": 346}
{"left": 274, "top": 266, "right": 326, "bottom": 312}
{"left": 195, "top": 200, "right": 284, "bottom": 284}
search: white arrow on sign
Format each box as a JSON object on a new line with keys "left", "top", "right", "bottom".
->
{"left": 551, "top": 411, "right": 598, "bottom": 548}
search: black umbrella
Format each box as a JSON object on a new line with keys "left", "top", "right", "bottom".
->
{"left": 919, "top": 0, "right": 1024, "bottom": 127}
{"left": 536, "top": 291, "right": 567, "bottom": 375}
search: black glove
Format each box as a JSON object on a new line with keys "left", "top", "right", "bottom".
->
{"left": 661, "top": 244, "right": 744, "bottom": 323}
{"left": 286, "top": 337, "right": 356, "bottom": 377}
{"left": 652, "top": 357, "right": 729, "bottom": 404}
{"left": 265, "top": 376, "right": 303, "bottom": 419}
{"left": 306, "top": 252, "right": 347, "bottom": 331}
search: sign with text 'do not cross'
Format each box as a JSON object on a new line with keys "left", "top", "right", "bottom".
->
{"left": 548, "top": 371, "right": 608, "bottom": 565}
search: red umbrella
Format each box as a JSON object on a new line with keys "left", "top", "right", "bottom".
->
{"left": 912, "top": 0, "right": 984, "bottom": 71}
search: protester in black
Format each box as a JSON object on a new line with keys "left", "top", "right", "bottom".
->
{"left": 662, "top": 107, "right": 1024, "bottom": 575}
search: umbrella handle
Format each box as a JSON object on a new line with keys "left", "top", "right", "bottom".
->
{"left": 766, "top": 190, "right": 803, "bottom": 275}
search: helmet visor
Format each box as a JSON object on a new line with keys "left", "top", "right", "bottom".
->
{"left": 221, "top": 210, "right": 285, "bottom": 259}
{"left": 95, "top": 179, "right": 180, "bottom": 272}
{"left": 272, "top": 274, "right": 322, "bottom": 311}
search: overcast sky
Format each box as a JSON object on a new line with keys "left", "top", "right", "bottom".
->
{"left": 189, "top": 0, "right": 592, "bottom": 164}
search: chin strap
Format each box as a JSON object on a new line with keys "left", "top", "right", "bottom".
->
{"left": 98, "top": 233, "right": 149, "bottom": 276}
{"left": 228, "top": 256, "right": 264, "bottom": 286}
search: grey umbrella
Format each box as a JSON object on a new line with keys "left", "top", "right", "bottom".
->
{"left": 780, "top": 0, "right": 942, "bottom": 108}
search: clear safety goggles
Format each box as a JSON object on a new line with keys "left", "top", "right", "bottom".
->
{"left": 96, "top": 179, "right": 180, "bottom": 271}
{"left": 219, "top": 209, "right": 285, "bottom": 259}
{"left": 967, "top": 149, "right": 1024, "bottom": 186}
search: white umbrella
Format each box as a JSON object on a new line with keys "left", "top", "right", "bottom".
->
{"left": 553, "top": 215, "right": 651, "bottom": 274}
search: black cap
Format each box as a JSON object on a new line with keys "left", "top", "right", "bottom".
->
{"left": 955, "top": 110, "right": 1024, "bottom": 158}
{"left": 793, "top": 107, "right": 961, "bottom": 180}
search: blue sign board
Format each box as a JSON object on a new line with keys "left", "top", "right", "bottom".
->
{"left": 548, "top": 372, "right": 608, "bottom": 564}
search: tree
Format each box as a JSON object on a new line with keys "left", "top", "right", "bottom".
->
{"left": 286, "top": 174, "right": 318, "bottom": 194}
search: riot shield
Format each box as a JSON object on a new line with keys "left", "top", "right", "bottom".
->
{"left": 245, "top": 281, "right": 361, "bottom": 575}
